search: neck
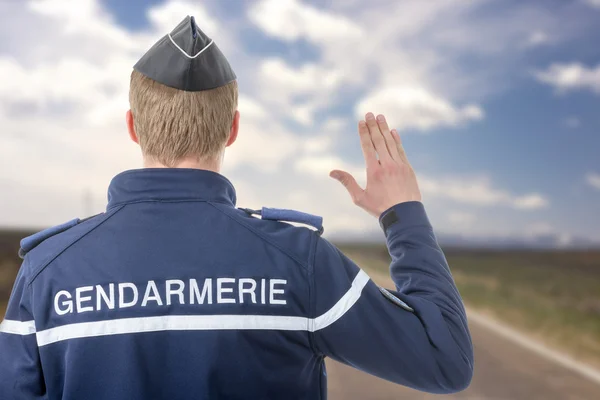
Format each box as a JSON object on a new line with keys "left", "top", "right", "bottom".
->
{"left": 143, "top": 154, "right": 223, "bottom": 172}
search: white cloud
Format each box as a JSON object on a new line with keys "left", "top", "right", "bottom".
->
{"left": 225, "top": 96, "right": 308, "bottom": 172}
{"left": 419, "top": 176, "right": 548, "bottom": 210}
{"left": 321, "top": 118, "right": 347, "bottom": 134}
{"left": 29, "top": 0, "right": 140, "bottom": 52}
{"left": 146, "top": 0, "right": 219, "bottom": 35}
{"left": 249, "top": 0, "right": 487, "bottom": 134}
{"left": 534, "top": 63, "right": 600, "bottom": 94}
{"left": 564, "top": 116, "right": 581, "bottom": 129}
{"left": 447, "top": 211, "right": 476, "bottom": 225}
{"left": 586, "top": 173, "right": 600, "bottom": 190}
{"left": 247, "top": 0, "right": 590, "bottom": 138}
{"left": 583, "top": 0, "right": 600, "bottom": 9}
{"left": 301, "top": 136, "right": 333, "bottom": 154}
{"left": 237, "top": 95, "right": 268, "bottom": 120}
{"left": 525, "top": 31, "right": 549, "bottom": 47}
{"left": 246, "top": 1, "right": 368, "bottom": 129}
{"left": 260, "top": 59, "right": 344, "bottom": 94}
{"left": 248, "top": 0, "right": 364, "bottom": 44}
{"left": 225, "top": 125, "right": 301, "bottom": 173}
{"left": 355, "top": 86, "right": 483, "bottom": 132}
{"left": 294, "top": 155, "right": 365, "bottom": 185}
{"left": 256, "top": 58, "right": 346, "bottom": 125}
{"left": 512, "top": 194, "right": 549, "bottom": 210}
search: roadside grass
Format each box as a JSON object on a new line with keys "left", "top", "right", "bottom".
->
{"left": 337, "top": 244, "right": 600, "bottom": 369}
{"left": 445, "top": 251, "right": 600, "bottom": 367}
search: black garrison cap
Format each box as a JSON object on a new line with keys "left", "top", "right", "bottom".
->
{"left": 133, "top": 16, "right": 236, "bottom": 91}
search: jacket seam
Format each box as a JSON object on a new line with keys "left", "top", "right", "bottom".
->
{"left": 107, "top": 198, "right": 233, "bottom": 210}
{"left": 26, "top": 205, "right": 125, "bottom": 286}
{"left": 307, "top": 232, "right": 322, "bottom": 356}
{"left": 207, "top": 202, "right": 309, "bottom": 270}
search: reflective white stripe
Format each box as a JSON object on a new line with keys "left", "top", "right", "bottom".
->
{"left": 36, "top": 315, "right": 307, "bottom": 346}
{"left": 168, "top": 34, "right": 214, "bottom": 59}
{"left": 0, "top": 319, "right": 36, "bottom": 335}
{"left": 311, "top": 269, "right": 370, "bottom": 331}
{"left": 35, "top": 270, "right": 371, "bottom": 347}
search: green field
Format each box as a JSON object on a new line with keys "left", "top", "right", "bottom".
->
{"left": 338, "top": 244, "right": 600, "bottom": 368}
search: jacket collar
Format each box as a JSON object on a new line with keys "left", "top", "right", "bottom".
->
{"left": 107, "top": 168, "right": 237, "bottom": 209}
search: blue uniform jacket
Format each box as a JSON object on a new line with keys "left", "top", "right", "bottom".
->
{"left": 0, "top": 168, "right": 473, "bottom": 399}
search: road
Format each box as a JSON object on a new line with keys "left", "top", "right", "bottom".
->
{"left": 326, "top": 272, "right": 600, "bottom": 400}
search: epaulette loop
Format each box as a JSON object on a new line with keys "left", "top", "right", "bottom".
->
{"left": 240, "top": 207, "right": 324, "bottom": 235}
{"left": 19, "top": 218, "right": 80, "bottom": 259}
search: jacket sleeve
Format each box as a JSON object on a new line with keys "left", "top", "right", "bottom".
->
{"left": 0, "top": 261, "right": 46, "bottom": 399}
{"left": 310, "top": 201, "right": 473, "bottom": 394}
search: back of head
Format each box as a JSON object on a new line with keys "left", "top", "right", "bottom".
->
{"left": 129, "top": 72, "right": 238, "bottom": 167}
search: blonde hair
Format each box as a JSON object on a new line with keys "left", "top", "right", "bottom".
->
{"left": 129, "top": 70, "right": 238, "bottom": 166}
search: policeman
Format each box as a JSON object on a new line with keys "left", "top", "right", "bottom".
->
{"left": 0, "top": 16, "right": 473, "bottom": 399}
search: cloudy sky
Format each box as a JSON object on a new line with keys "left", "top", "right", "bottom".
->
{"left": 0, "top": 0, "right": 599, "bottom": 246}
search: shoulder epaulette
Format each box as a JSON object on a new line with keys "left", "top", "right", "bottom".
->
{"left": 240, "top": 207, "right": 324, "bottom": 235}
{"left": 19, "top": 218, "right": 81, "bottom": 259}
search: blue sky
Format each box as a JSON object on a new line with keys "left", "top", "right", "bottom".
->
{"left": 0, "top": 0, "right": 598, "bottom": 246}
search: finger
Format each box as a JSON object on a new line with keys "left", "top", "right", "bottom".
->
{"left": 358, "top": 120, "right": 378, "bottom": 170}
{"left": 330, "top": 170, "right": 365, "bottom": 205}
{"left": 365, "top": 112, "right": 391, "bottom": 162}
{"left": 376, "top": 114, "right": 399, "bottom": 162}
{"left": 391, "top": 129, "right": 409, "bottom": 164}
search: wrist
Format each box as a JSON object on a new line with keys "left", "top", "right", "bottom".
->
{"left": 378, "top": 201, "right": 431, "bottom": 234}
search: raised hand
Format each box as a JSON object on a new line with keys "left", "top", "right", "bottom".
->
{"left": 330, "top": 112, "right": 422, "bottom": 218}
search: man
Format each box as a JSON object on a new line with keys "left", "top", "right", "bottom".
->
{"left": 0, "top": 16, "right": 473, "bottom": 399}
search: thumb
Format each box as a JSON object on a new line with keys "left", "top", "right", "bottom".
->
{"left": 330, "top": 170, "right": 364, "bottom": 203}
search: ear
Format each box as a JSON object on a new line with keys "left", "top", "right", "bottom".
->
{"left": 126, "top": 110, "right": 139, "bottom": 144}
{"left": 226, "top": 110, "right": 240, "bottom": 147}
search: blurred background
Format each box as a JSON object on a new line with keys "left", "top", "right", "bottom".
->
{"left": 0, "top": 0, "right": 599, "bottom": 398}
